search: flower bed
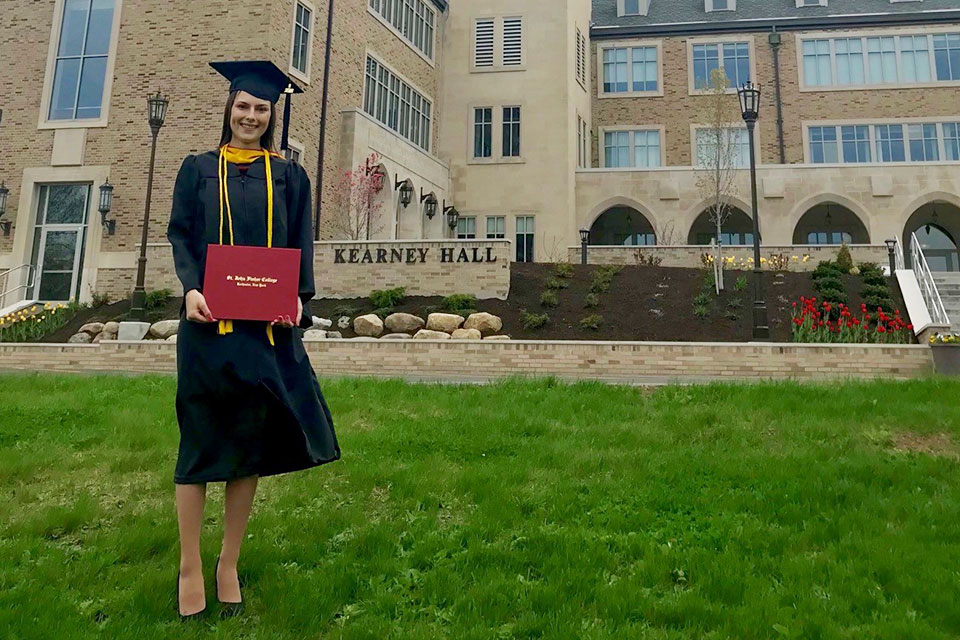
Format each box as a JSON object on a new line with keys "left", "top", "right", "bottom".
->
{"left": 792, "top": 297, "right": 913, "bottom": 344}
{"left": 0, "top": 302, "right": 73, "bottom": 343}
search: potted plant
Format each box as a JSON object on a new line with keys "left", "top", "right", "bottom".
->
{"left": 930, "top": 333, "right": 960, "bottom": 376}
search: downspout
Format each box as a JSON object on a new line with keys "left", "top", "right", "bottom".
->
{"left": 314, "top": 0, "right": 334, "bottom": 240}
{"left": 768, "top": 27, "right": 786, "bottom": 165}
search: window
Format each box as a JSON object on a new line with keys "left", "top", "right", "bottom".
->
{"left": 577, "top": 116, "right": 584, "bottom": 168}
{"left": 908, "top": 123, "right": 940, "bottom": 161}
{"left": 582, "top": 119, "right": 590, "bottom": 168}
{"left": 808, "top": 232, "right": 852, "bottom": 245}
{"left": 369, "top": 0, "right": 435, "bottom": 59}
{"left": 503, "top": 17, "right": 522, "bottom": 66}
{"left": 602, "top": 46, "right": 658, "bottom": 94}
{"left": 800, "top": 32, "right": 960, "bottom": 88}
{"left": 809, "top": 121, "right": 960, "bottom": 164}
{"left": 693, "top": 42, "right": 750, "bottom": 90}
{"left": 809, "top": 126, "right": 838, "bottom": 163}
{"left": 696, "top": 128, "right": 750, "bottom": 169}
{"left": 841, "top": 125, "right": 871, "bottom": 163}
{"left": 503, "top": 106, "right": 521, "bottom": 157}
{"left": 875, "top": 124, "right": 905, "bottom": 162}
{"left": 576, "top": 29, "right": 586, "bottom": 87}
{"left": 624, "top": 0, "right": 641, "bottom": 14}
{"left": 285, "top": 145, "right": 302, "bottom": 164}
{"left": 709, "top": 0, "right": 731, "bottom": 10}
{"left": 603, "top": 129, "right": 661, "bottom": 168}
{"left": 364, "top": 56, "right": 432, "bottom": 151}
{"left": 486, "top": 216, "right": 506, "bottom": 239}
{"left": 474, "top": 18, "right": 494, "bottom": 67}
{"left": 945, "top": 122, "right": 960, "bottom": 161}
{"left": 516, "top": 216, "right": 534, "bottom": 262}
{"left": 473, "top": 107, "right": 492, "bottom": 158}
{"left": 457, "top": 216, "right": 477, "bottom": 239}
{"left": 48, "top": 0, "right": 116, "bottom": 121}
{"left": 291, "top": 2, "right": 312, "bottom": 77}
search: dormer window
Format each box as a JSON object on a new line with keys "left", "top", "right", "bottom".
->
{"left": 796, "top": 0, "right": 827, "bottom": 6}
{"left": 620, "top": 0, "right": 650, "bottom": 17}
{"left": 706, "top": 0, "right": 735, "bottom": 11}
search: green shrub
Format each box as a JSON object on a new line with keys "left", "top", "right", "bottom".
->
{"left": 554, "top": 262, "right": 574, "bottom": 279}
{"left": 442, "top": 293, "right": 478, "bottom": 311}
{"left": 863, "top": 273, "right": 886, "bottom": 287}
{"left": 724, "top": 310, "right": 741, "bottom": 321}
{"left": 597, "top": 264, "right": 622, "bottom": 278}
{"left": 546, "top": 278, "right": 569, "bottom": 290}
{"left": 145, "top": 288, "right": 172, "bottom": 310}
{"left": 693, "top": 304, "right": 710, "bottom": 318}
{"left": 91, "top": 291, "right": 111, "bottom": 307}
{"left": 836, "top": 244, "right": 854, "bottom": 274}
{"left": 540, "top": 290, "right": 559, "bottom": 308}
{"left": 589, "top": 278, "right": 611, "bottom": 294}
{"left": 584, "top": 293, "right": 600, "bottom": 309}
{"left": 456, "top": 309, "right": 479, "bottom": 319}
{"left": 734, "top": 276, "right": 748, "bottom": 292}
{"left": 693, "top": 292, "right": 712, "bottom": 306}
{"left": 862, "top": 283, "right": 890, "bottom": 299}
{"left": 859, "top": 262, "right": 883, "bottom": 278}
{"left": 520, "top": 310, "right": 549, "bottom": 330}
{"left": 815, "top": 276, "right": 844, "bottom": 292}
{"left": 333, "top": 305, "right": 359, "bottom": 317}
{"left": 703, "top": 270, "right": 716, "bottom": 290}
{"left": 370, "top": 287, "right": 405, "bottom": 309}
{"left": 864, "top": 295, "right": 895, "bottom": 312}
{"left": 727, "top": 297, "right": 743, "bottom": 309}
{"left": 578, "top": 314, "right": 603, "bottom": 331}
{"left": 813, "top": 261, "right": 842, "bottom": 280}
{"left": 818, "top": 286, "right": 848, "bottom": 305}
{"left": 372, "top": 307, "right": 395, "bottom": 320}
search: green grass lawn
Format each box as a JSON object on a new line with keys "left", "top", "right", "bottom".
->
{"left": 1, "top": 374, "right": 960, "bottom": 639}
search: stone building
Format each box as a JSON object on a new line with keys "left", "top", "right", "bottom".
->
{"left": 1, "top": 0, "right": 959, "bottom": 307}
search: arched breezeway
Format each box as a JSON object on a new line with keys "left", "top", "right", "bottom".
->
{"left": 687, "top": 206, "right": 754, "bottom": 245}
{"left": 587, "top": 205, "right": 656, "bottom": 245}
{"left": 903, "top": 201, "right": 960, "bottom": 272}
{"left": 792, "top": 202, "right": 870, "bottom": 245}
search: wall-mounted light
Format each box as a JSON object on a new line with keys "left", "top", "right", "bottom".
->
{"left": 0, "top": 181, "right": 10, "bottom": 237}
{"left": 99, "top": 180, "right": 116, "bottom": 235}
{"left": 420, "top": 189, "right": 438, "bottom": 219}
{"left": 366, "top": 162, "right": 386, "bottom": 192}
{"left": 395, "top": 176, "right": 414, "bottom": 208}
{"left": 443, "top": 201, "right": 459, "bottom": 230}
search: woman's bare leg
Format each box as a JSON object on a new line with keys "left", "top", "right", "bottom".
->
{"left": 175, "top": 483, "right": 207, "bottom": 615}
{"left": 218, "top": 475, "right": 258, "bottom": 602}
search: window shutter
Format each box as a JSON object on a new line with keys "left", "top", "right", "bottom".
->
{"left": 474, "top": 18, "right": 494, "bottom": 67}
{"left": 503, "top": 17, "right": 523, "bottom": 66}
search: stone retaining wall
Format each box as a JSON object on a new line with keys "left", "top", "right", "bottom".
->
{"left": 0, "top": 340, "right": 932, "bottom": 383}
{"left": 566, "top": 245, "right": 889, "bottom": 271}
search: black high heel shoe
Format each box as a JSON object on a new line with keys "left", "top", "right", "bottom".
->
{"left": 177, "top": 571, "right": 206, "bottom": 620}
{"left": 215, "top": 555, "right": 244, "bottom": 617}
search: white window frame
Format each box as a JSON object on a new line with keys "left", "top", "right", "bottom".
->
{"left": 706, "top": 0, "right": 737, "bottom": 11}
{"left": 38, "top": 0, "right": 124, "bottom": 130}
{"left": 471, "top": 105, "right": 493, "bottom": 161}
{"left": 597, "top": 39, "right": 664, "bottom": 98}
{"left": 285, "top": 138, "right": 305, "bottom": 165}
{"left": 502, "top": 105, "right": 522, "bottom": 159}
{"left": 802, "top": 117, "right": 960, "bottom": 165}
{"left": 471, "top": 15, "right": 527, "bottom": 73}
{"left": 515, "top": 215, "right": 535, "bottom": 263}
{"left": 796, "top": 26, "right": 960, "bottom": 92}
{"left": 691, "top": 124, "right": 758, "bottom": 169}
{"left": 687, "top": 35, "right": 756, "bottom": 96}
{"left": 367, "top": 0, "right": 437, "bottom": 66}
{"left": 618, "top": 0, "right": 650, "bottom": 16}
{"left": 363, "top": 51, "right": 434, "bottom": 152}
{"left": 598, "top": 125, "right": 666, "bottom": 169}
{"left": 456, "top": 215, "right": 477, "bottom": 239}
{"left": 486, "top": 215, "right": 506, "bottom": 239}
{"left": 289, "top": 0, "right": 315, "bottom": 84}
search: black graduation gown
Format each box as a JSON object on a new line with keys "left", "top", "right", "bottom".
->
{"left": 166, "top": 150, "right": 340, "bottom": 484}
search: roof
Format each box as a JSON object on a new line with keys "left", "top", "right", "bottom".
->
{"left": 591, "top": 0, "right": 960, "bottom": 37}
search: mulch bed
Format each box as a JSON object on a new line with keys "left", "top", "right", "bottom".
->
{"left": 36, "top": 263, "right": 908, "bottom": 343}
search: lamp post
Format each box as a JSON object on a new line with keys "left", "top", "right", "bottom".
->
{"left": 130, "top": 90, "right": 169, "bottom": 321}
{"left": 885, "top": 239, "right": 898, "bottom": 275}
{"left": 579, "top": 228, "right": 589, "bottom": 265}
{"left": 0, "top": 181, "right": 10, "bottom": 237}
{"left": 98, "top": 180, "right": 115, "bottom": 235}
{"left": 737, "top": 81, "right": 769, "bottom": 340}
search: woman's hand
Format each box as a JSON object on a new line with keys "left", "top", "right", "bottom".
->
{"left": 185, "top": 289, "right": 216, "bottom": 323}
{"left": 271, "top": 297, "right": 302, "bottom": 329}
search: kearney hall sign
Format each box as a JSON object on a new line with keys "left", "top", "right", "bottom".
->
{"left": 333, "top": 246, "right": 499, "bottom": 265}
{"left": 316, "top": 240, "right": 511, "bottom": 300}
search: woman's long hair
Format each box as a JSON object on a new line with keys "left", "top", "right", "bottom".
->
{"left": 218, "top": 90, "right": 277, "bottom": 151}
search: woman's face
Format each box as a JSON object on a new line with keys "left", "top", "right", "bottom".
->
{"left": 229, "top": 91, "right": 272, "bottom": 148}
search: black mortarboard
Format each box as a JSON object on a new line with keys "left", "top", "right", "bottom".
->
{"left": 210, "top": 60, "right": 304, "bottom": 152}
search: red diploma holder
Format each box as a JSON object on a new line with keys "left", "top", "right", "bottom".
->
{"left": 202, "top": 244, "right": 301, "bottom": 322}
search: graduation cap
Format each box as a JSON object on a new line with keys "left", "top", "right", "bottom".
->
{"left": 210, "top": 60, "right": 304, "bottom": 152}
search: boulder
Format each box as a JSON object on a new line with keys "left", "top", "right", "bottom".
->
{"left": 103, "top": 321, "right": 120, "bottom": 334}
{"left": 303, "top": 329, "right": 327, "bottom": 341}
{"left": 451, "top": 328, "right": 482, "bottom": 340}
{"left": 166, "top": 334, "right": 178, "bottom": 343}
{"left": 385, "top": 312, "right": 425, "bottom": 333}
{"left": 149, "top": 319, "right": 180, "bottom": 339}
{"left": 68, "top": 332, "right": 93, "bottom": 344}
{"left": 337, "top": 316, "right": 351, "bottom": 330}
{"left": 92, "top": 332, "right": 105, "bottom": 344}
{"left": 313, "top": 316, "right": 333, "bottom": 329}
{"left": 413, "top": 329, "right": 451, "bottom": 340}
{"left": 484, "top": 335, "right": 512, "bottom": 341}
{"left": 326, "top": 331, "right": 343, "bottom": 339}
{"left": 117, "top": 321, "right": 150, "bottom": 341}
{"left": 464, "top": 312, "right": 502, "bottom": 334}
{"left": 426, "top": 313, "right": 464, "bottom": 333}
{"left": 353, "top": 314, "right": 384, "bottom": 337}
{"left": 79, "top": 322, "right": 104, "bottom": 335}
{"left": 381, "top": 333, "right": 412, "bottom": 340}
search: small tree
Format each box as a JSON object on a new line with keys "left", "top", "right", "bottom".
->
{"left": 328, "top": 152, "right": 386, "bottom": 240}
{"left": 695, "top": 68, "right": 742, "bottom": 291}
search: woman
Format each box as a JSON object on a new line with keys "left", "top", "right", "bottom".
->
{"left": 167, "top": 60, "right": 340, "bottom": 619}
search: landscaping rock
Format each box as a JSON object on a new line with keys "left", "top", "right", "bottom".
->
{"left": 303, "top": 329, "right": 327, "bottom": 341}
{"left": 385, "top": 312, "right": 425, "bottom": 333}
{"left": 413, "top": 329, "right": 451, "bottom": 340}
{"left": 349, "top": 336, "right": 378, "bottom": 341}
{"left": 117, "top": 321, "right": 150, "bottom": 341}
{"left": 464, "top": 312, "right": 502, "bottom": 334}
{"left": 326, "top": 331, "right": 343, "bottom": 339}
{"left": 426, "top": 313, "right": 464, "bottom": 333}
{"left": 79, "top": 322, "right": 104, "bottom": 335}
{"left": 103, "top": 321, "right": 120, "bottom": 334}
{"left": 337, "top": 316, "right": 351, "bottom": 330}
{"left": 451, "top": 328, "right": 482, "bottom": 340}
{"left": 381, "top": 333, "right": 412, "bottom": 340}
{"left": 68, "top": 332, "right": 93, "bottom": 344}
{"left": 166, "top": 334, "right": 178, "bottom": 343}
{"left": 149, "top": 319, "right": 180, "bottom": 339}
{"left": 92, "top": 332, "right": 105, "bottom": 343}
{"left": 484, "top": 335, "right": 512, "bottom": 341}
{"left": 312, "top": 316, "right": 333, "bottom": 329}
{"left": 354, "top": 314, "right": 384, "bottom": 337}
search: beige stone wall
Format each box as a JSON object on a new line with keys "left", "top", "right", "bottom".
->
{"left": 105, "top": 239, "right": 512, "bottom": 300}
{"left": 566, "top": 244, "right": 889, "bottom": 269}
{"left": 0, "top": 339, "right": 933, "bottom": 382}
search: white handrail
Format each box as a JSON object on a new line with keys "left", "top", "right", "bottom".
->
{"left": 910, "top": 233, "right": 949, "bottom": 326}
{"left": 0, "top": 264, "right": 36, "bottom": 309}
{"left": 894, "top": 239, "right": 905, "bottom": 272}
